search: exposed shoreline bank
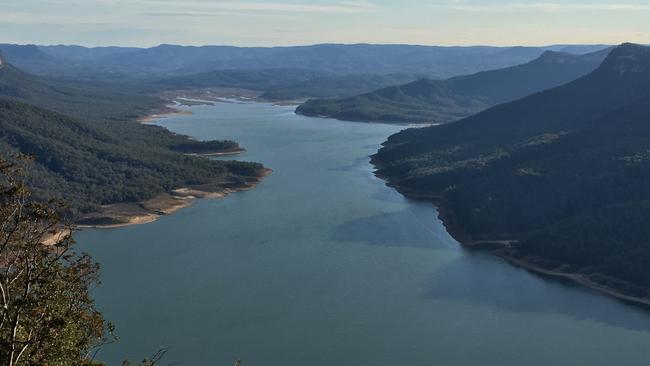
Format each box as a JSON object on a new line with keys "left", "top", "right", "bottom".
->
{"left": 160, "top": 88, "right": 306, "bottom": 107}
{"left": 184, "top": 148, "right": 245, "bottom": 157}
{"left": 370, "top": 155, "right": 650, "bottom": 308}
{"left": 72, "top": 99, "right": 271, "bottom": 231}
{"left": 77, "top": 168, "right": 272, "bottom": 230}
{"left": 137, "top": 106, "right": 192, "bottom": 124}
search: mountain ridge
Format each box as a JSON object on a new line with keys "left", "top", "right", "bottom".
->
{"left": 0, "top": 43, "right": 611, "bottom": 80}
{"left": 372, "top": 43, "right": 650, "bottom": 302}
{"left": 296, "top": 48, "right": 611, "bottom": 124}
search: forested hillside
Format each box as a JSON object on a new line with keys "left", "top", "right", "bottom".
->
{"left": 0, "top": 56, "right": 265, "bottom": 216}
{"left": 0, "top": 59, "right": 161, "bottom": 121}
{"left": 154, "top": 68, "right": 425, "bottom": 100}
{"left": 373, "top": 43, "right": 650, "bottom": 292}
{"left": 297, "top": 48, "right": 610, "bottom": 123}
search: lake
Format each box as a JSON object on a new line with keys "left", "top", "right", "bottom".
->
{"left": 78, "top": 101, "right": 650, "bottom": 365}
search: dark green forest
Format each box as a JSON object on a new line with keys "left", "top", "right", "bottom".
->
{"left": 0, "top": 57, "right": 264, "bottom": 217}
{"left": 373, "top": 43, "right": 650, "bottom": 289}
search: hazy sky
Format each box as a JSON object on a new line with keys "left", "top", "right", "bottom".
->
{"left": 1, "top": 0, "right": 649, "bottom": 47}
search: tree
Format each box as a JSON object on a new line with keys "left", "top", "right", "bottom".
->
{"left": 0, "top": 156, "right": 112, "bottom": 365}
{"left": 121, "top": 348, "right": 168, "bottom": 366}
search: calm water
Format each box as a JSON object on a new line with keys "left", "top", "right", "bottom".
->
{"left": 78, "top": 102, "right": 650, "bottom": 365}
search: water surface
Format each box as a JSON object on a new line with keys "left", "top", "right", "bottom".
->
{"left": 79, "top": 102, "right": 650, "bottom": 365}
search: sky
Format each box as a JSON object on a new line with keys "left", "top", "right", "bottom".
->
{"left": 1, "top": 0, "right": 649, "bottom": 47}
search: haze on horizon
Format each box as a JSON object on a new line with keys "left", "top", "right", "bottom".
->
{"left": 1, "top": 0, "right": 649, "bottom": 47}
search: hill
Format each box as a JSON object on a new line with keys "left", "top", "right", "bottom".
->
{"left": 39, "top": 45, "right": 139, "bottom": 61}
{"left": 258, "top": 73, "right": 424, "bottom": 100}
{"left": 0, "top": 57, "right": 177, "bottom": 121}
{"left": 372, "top": 43, "right": 650, "bottom": 301}
{"left": 96, "top": 44, "right": 609, "bottom": 77}
{"left": 296, "top": 48, "right": 611, "bottom": 123}
{"left": 153, "top": 68, "right": 425, "bottom": 101}
{"left": 0, "top": 44, "right": 62, "bottom": 75}
{"left": 1, "top": 44, "right": 610, "bottom": 81}
{"left": 0, "top": 56, "right": 265, "bottom": 219}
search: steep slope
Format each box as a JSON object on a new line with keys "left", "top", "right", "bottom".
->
{"left": 0, "top": 56, "right": 163, "bottom": 121}
{"left": 297, "top": 48, "right": 611, "bottom": 123}
{"left": 373, "top": 43, "right": 650, "bottom": 299}
{"left": 0, "top": 44, "right": 61, "bottom": 74}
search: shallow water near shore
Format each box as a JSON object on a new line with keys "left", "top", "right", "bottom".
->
{"left": 78, "top": 102, "right": 650, "bottom": 365}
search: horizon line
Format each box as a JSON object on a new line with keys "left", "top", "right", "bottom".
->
{"left": 0, "top": 41, "right": 619, "bottom": 49}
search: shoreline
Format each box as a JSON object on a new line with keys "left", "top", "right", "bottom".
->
{"left": 77, "top": 99, "right": 272, "bottom": 231}
{"left": 494, "top": 251, "right": 650, "bottom": 307}
{"left": 370, "top": 156, "right": 650, "bottom": 308}
{"left": 184, "top": 148, "right": 245, "bottom": 157}
{"left": 436, "top": 203, "right": 650, "bottom": 308}
{"left": 295, "top": 110, "right": 434, "bottom": 127}
{"left": 139, "top": 101, "right": 249, "bottom": 157}
{"left": 42, "top": 170, "right": 270, "bottom": 245}
{"left": 77, "top": 168, "right": 272, "bottom": 230}
{"left": 137, "top": 107, "right": 193, "bottom": 124}
{"left": 162, "top": 88, "right": 306, "bottom": 107}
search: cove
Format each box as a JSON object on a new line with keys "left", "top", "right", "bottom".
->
{"left": 78, "top": 101, "right": 650, "bottom": 366}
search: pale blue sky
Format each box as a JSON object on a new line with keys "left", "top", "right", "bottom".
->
{"left": 1, "top": 0, "right": 649, "bottom": 47}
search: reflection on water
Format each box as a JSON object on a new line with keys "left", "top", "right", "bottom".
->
{"left": 425, "top": 253, "right": 650, "bottom": 332}
{"left": 332, "top": 208, "right": 456, "bottom": 249}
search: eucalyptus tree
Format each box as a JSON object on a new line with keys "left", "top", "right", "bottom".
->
{"left": 0, "top": 157, "right": 111, "bottom": 366}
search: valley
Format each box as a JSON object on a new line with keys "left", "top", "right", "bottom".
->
{"left": 2, "top": 37, "right": 650, "bottom": 366}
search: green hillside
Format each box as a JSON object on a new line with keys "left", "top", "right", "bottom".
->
{"left": 152, "top": 68, "right": 424, "bottom": 101}
{"left": 297, "top": 48, "right": 610, "bottom": 124}
{"left": 373, "top": 43, "right": 650, "bottom": 291}
{"left": 0, "top": 56, "right": 264, "bottom": 216}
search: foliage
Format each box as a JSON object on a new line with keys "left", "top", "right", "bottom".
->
{"left": 0, "top": 59, "right": 265, "bottom": 217}
{"left": 0, "top": 157, "right": 112, "bottom": 366}
{"left": 150, "top": 68, "right": 426, "bottom": 101}
{"left": 374, "top": 43, "right": 650, "bottom": 287}
{"left": 170, "top": 140, "right": 241, "bottom": 154}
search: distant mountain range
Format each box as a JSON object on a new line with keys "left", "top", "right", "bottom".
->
{"left": 296, "top": 48, "right": 612, "bottom": 123}
{"left": 0, "top": 43, "right": 610, "bottom": 80}
{"left": 373, "top": 43, "right": 650, "bottom": 299}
